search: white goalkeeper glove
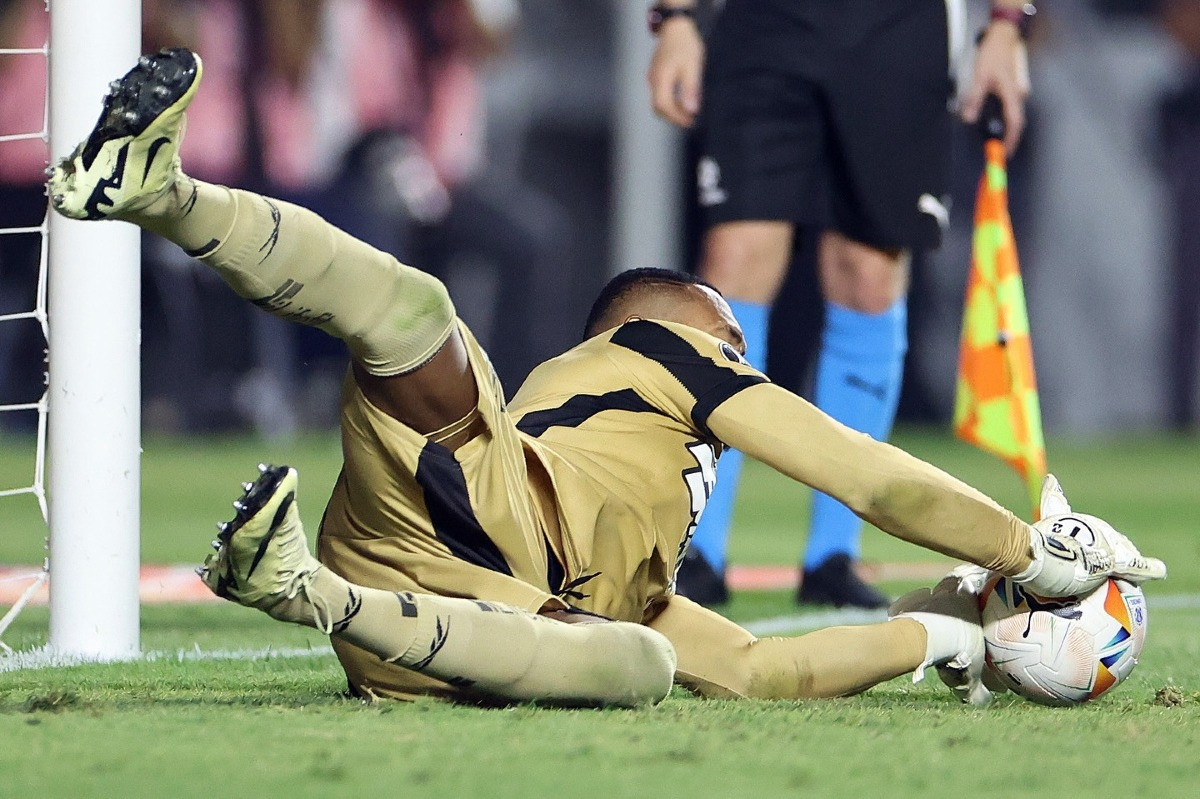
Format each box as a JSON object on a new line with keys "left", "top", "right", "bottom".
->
{"left": 931, "top": 565, "right": 1010, "bottom": 706}
{"left": 890, "top": 564, "right": 1007, "bottom": 706}
{"left": 1014, "top": 475, "right": 1167, "bottom": 598}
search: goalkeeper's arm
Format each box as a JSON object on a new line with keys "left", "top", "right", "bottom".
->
{"left": 705, "top": 382, "right": 1034, "bottom": 575}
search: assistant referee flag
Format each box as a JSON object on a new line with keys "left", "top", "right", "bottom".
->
{"left": 953, "top": 135, "right": 1047, "bottom": 519}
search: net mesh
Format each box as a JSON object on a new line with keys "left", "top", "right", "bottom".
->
{"left": 0, "top": 35, "right": 51, "bottom": 652}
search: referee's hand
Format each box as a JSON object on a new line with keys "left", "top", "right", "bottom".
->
{"left": 961, "top": 21, "right": 1030, "bottom": 153}
{"left": 648, "top": 18, "right": 705, "bottom": 127}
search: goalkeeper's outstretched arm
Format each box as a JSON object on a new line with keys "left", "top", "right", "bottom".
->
{"left": 706, "top": 382, "right": 1166, "bottom": 595}
{"left": 707, "top": 382, "right": 1035, "bottom": 575}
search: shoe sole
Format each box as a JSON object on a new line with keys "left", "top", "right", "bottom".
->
{"left": 218, "top": 463, "right": 293, "bottom": 539}
{"left": 78, "top": 48, "right": 200, "bottom": 170}
{"left": 215, "top": 464, "right": 296, "bottom": 584}
{"left": 50, "top": 48, "right": 202, "bottom": 220}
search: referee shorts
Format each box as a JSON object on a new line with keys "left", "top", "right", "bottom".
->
{"left": 698, "top": 0, "right": 957, "bottom": 249}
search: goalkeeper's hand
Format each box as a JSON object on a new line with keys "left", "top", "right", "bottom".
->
{"left": 929, "top": 565, "right": 1010, "bottom": 705}
{"left": 1034, "top": 475, "right": 1167, "bottom": 586}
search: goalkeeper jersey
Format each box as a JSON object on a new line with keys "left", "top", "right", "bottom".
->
{"left": 318, "top": 317, "right": 768, "bottom": 624}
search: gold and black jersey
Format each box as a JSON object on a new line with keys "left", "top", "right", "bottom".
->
{"left": 317, "top": 317, "right": 767, "bottom": 626}
{"left": 512, "top": 318, "right": 768, "bottom": 620}
{"left": 318, "top": 316, "right": 1031, "bottom": 701}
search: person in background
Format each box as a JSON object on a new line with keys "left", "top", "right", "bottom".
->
{"left": 0, "top": 0, "right": 49, "bottom": 432}
{"left": 1159, "top": 0, "right": 1200, "bottom": 432}
{"left": 647, "top": 0, "right": 1034, "bottom": 607}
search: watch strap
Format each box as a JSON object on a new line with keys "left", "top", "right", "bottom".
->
{"left": 648, "top": 5, "right": 695, "bottom": 35}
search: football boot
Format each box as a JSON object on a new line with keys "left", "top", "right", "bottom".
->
{"left": 199, "top": 464, "right": 333, "bottom": 632}
{"left": 48, "top": 48, "right": 201, "bottom": 220}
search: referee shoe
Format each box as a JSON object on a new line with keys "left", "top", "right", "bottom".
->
{"left": 797, "top": 554, "right": 889, "bottom": 609}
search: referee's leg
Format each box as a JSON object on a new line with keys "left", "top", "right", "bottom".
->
{"left": 799, "top": 234, "right": 909, "bottom": 608}
{"left": 800, "top": 0, "right": 953, "bottom": 608}
{"left": 688, "top": 220, "right": 793, "bottom": 593}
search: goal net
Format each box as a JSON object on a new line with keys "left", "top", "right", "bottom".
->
{"left": 0, "top": 0, "right": 141, "bottom": 661}
{"left": 0, "top": 11, "right": 50, "bottom": 652}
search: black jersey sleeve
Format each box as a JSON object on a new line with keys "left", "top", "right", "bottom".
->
{"left": 607, "top": 319, "right": 768, "bottom": 440}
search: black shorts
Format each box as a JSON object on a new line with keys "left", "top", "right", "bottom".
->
{"left": 698, "top": 0, "right": 955, "bottom": 249}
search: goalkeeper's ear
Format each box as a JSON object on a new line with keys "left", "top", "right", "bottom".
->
{"left": 1039, "top": 474, "right": 1072, "bottom": 518}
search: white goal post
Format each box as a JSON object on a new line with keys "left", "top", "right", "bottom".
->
{"left": 46, "top": 0, "right": 141, "bottom": 659}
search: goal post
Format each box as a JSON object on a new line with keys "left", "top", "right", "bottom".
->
{"left": 610, "top": 0, "right": 683, "bottom": 278}
{"left": 46, "top": 0, "right": 141, "bottom": 659}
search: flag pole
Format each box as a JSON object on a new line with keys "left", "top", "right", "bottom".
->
{"left": 952, "top": 96, "right": 1047, "bottom": 519}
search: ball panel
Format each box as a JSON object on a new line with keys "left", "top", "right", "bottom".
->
{"left": 980, "top": 576, "right": 1147, "bottom": 706}
{"left": 1088, "top": 663, "right": 1117, "bottom": 700}
{"left": 1102, "top": 580, "right": 1131, "bottom": 630}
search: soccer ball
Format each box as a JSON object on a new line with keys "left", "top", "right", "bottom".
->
{"left": 980, "top": 575, "right": 1148, "bottom": 706}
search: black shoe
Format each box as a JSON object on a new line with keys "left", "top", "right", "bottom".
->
{"left": 675, "top": 549, "right": 730, "bottom": 606}
{"left": 797, "top": 554, "right": 888, "bottom": 609}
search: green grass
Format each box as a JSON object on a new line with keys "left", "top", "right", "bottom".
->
{"left": 0, "top": 433, "right": 346, "bottom": 565}
{"left": 2, "top": 429, "right": 1199, "bottom": 797}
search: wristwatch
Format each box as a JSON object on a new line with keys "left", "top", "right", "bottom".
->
{"left": 648, "top": 4, "right": 695, "bottom": 35}
{"left": 988, "top": 3, "right": 1036, "bottom": 40}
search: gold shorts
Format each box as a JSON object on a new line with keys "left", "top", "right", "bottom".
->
{"left": 316, "top": 321, "right": 564, "bottom": 699}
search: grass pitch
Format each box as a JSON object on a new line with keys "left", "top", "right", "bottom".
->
{"left": 1, "top": 429, "right": 1198, "bottom": 797}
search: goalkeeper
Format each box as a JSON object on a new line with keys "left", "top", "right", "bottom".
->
{"left": 49, "top": 49, "right": 1165, "bottom": 708}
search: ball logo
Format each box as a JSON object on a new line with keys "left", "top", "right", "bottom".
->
{"left": 1127, "top": 594, "right": 1147, "bottom": 627}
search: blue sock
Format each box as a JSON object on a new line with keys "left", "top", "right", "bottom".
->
{"left": 689, "top": 298, "right": 769, "bottom": 571}
{"left": 804, "top": 299, "right": 907, "bottom": 570}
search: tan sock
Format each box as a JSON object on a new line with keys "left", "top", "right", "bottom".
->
{"left": 296, "top": 568, "right": 675, "bottom": 707}
{"left": 739, "top": 620, "right": 928, "bottom": 699}
{"left": 672, "top": 617, "right": 927, "bottom": 700}
{"left": 130, "top": 177, "right": 456, "bottom": 376}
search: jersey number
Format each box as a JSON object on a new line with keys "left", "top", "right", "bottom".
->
{"left": 674, "top": 441, "right": 717, "bottom": 581}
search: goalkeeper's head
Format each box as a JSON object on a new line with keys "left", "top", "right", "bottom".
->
{"left": 583, "top": 267, "right": 746, "bottom": 355}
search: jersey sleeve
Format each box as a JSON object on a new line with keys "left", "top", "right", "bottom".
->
{"left": 606, "top": 319, "right": 768, "bottom": 442}
{"left": 705, "top": 382, "right": 1033, "bottom": 573}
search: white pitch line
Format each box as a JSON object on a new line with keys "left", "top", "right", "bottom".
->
{"left": 4, "top": 594, "right": 1199, "bottom": 672}
{"left": 744, "top": 607, "right": 888, "bottom": 636}
{"left": 0, "top": 644, "right": 334, "bottom": 674}
{"left": 742, "top": 592, "right": 1200, "bottom": 637}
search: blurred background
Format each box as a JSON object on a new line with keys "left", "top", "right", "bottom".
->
{"left": 1, "top": 0, "right": 1199, "bottom": 439}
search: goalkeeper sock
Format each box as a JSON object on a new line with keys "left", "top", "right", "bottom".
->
{"left": 805, "top": 299, "right": 907, "bottom": 569}
{"left": 688, "top": 298, "right": 768, "bottom": 571}
{"left": 679, "top": 619, "right": 926, "bottom": 699}
{"left": 130, "top": 176, "right": 455, "bottom": 377}
{"left": 301, "top": 568, "right": 675, "bottom": 707}
{"left": 893, "top": 613, "right": 975, "bottom": 674}
{"left": 130, "top": 176, "right": 237, "bottom": 254}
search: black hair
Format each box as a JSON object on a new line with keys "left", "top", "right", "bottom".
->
{"left": 582, "top": 267, "right": 718, "bottom": 338}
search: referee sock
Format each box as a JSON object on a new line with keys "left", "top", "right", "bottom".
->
{"left": 303, "top": 569, "right": 675, "bottom": 707}
{"left": 688, "top": 298, "right": 769, "bottom": 571}
{"left": 804, "top": 299, "right": 907, "bottom": 569}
